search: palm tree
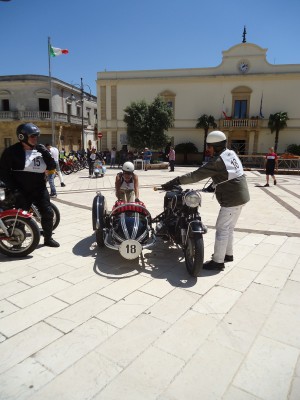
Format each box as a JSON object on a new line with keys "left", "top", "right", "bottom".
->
{"left": 268, "top": 112, "right": 289, "bottom": 152}
{"left": 196, "top": 114, "right": 217, "bottom": 162}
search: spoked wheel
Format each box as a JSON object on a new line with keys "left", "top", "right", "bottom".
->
{"left": 184, "top": 233, "right": 204, "bottom": 277}
{"left": 61, "top": 163, "right": 73, "bottom": 175}
{"left": 0, "top": 216, "right": 40, "bottom": 257}
{"left": 30, "top": 202, "right": 60, "bottom": 230}
{"left": 50, "top": 202, "right": 60, "bottom": 230}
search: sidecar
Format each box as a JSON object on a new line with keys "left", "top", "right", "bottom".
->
{"left": 92, "top": 192, "right": 156, "bottom": 259}
{"left": 93, "top": 160, "right": 106, "bottom": 178}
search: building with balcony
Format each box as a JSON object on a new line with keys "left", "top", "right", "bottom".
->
{"left": 0, "top": 75, "right": 97, "bottom": 154}
{"left": 97, "top": 41, "right": 300, "bottom": 155}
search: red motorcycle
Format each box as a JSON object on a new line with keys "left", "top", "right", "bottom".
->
{"left": 0, "top": 183, "right": 40, "bottom": 257}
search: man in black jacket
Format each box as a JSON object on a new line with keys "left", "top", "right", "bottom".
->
{"left": 162, "top": 130, "right": 250, "bottom": 271}
{"left": 0, "top": 123, "right": 60, "bottom": 247}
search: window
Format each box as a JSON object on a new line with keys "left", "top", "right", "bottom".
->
{"left": 2, "top": 99, "right": 9, "bottom": 111}
{"left": 39, "top": 98, "right": 50, "bottom": 112}
{"left": 67, "top": 104, "right": 71, "bottom": 122}
{"left": 234, "top": 100, "right": 247, "bottom": 119}
{"left": 77, "top": 106, "right": 81, "bottom": 117}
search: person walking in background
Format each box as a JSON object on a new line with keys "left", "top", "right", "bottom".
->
{"left": 110, "top": 147, "right": 116, "bottom": 168}
{"left": 264, "top": 147, "right": 278, "bottom": 187}
{"left": 47, "top": 168, "right": 57, "bottom": 198}
{"left": 143, "top": 147, "right": 152, "bottom": 171}
{"left": 46, "top": 144, "right": 66, "bottom": 187}
{"left": 88, "top": 147, "right": 97, "bottom": 177}
{"left": 167, "top": 146, "right": 176, "bottom": 172}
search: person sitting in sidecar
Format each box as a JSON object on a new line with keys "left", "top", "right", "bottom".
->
{"left": 115, "top": 161, "right": 139, "bottom": 202}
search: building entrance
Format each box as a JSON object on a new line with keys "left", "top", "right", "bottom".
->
{"left": 231, "top": 140, "right": 246, "bottom": 155}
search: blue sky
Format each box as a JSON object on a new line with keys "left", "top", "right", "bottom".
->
{"left": 1, "top": 0, "right": 300, "bottom": 95}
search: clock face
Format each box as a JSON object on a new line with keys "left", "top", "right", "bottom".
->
{"left": 239, "top": 62, "right": 249, "bottom": 73}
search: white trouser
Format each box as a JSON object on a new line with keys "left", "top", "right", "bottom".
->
{"left": 55, "top": 161, "right": 64, "bottom": 184}
{"left": 212, "top": 205, "right": 243, "bottom": 263}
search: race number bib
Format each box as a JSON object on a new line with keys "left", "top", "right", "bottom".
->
{"left": 220, "top": 150, "right": 244, "bottom": 180}
{"left": 24, "top": 150, "right": 47, "bottom": 173}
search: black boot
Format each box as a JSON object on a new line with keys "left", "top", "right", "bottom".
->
{"left": 203, "top": 260, "right": 225, "bottom": 271}
{"left": 44, "top": 238, "right": 60, "bottom": 247}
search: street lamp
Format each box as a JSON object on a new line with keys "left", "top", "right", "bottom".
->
{"left": 71, "top": 77, "right": 92, "bottom": 151}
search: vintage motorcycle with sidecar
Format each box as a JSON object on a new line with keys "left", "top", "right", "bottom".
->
{"left": 92, "top": 182, "right": 207, "bottom": 277}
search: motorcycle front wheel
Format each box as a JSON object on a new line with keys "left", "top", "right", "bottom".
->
{"left": 184, "top": 233, "right": 204, "bottom": 277}
{"left": 0, "top": 216, "right": 40, "bottom": 257}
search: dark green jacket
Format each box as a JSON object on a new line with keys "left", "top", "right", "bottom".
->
{"left": 179, "top": 149, "right": 250, "bottom": 207}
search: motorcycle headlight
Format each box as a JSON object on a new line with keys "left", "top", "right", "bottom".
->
{"left": 0, "top": 188, "right": 5, "bottom": 201}
{"left": 184, "top": 190, "right": 201, "bottom": 208}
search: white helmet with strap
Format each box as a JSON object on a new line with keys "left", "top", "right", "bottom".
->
{"left": 206, "top": 130, "right": 227, "bottom": 144}
{"left": 122, "top": 161, "right": 134, "bottom": 173}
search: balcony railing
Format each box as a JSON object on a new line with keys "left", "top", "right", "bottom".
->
{"left": 0, "top": 110, "right": 88, "bottom": 126}
{"left": 220, "top": 118, "right": 259, "bottom": 129}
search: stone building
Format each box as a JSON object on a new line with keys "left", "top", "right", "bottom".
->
{"left": 97, "top": 41, "right": 300, "bottom": 155}
{"left": 0, "top": 75, "right": 97, "bottom": 154}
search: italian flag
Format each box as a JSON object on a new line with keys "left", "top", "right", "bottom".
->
{"left": 50, "top": 45, "right": 69, "bottom": 57}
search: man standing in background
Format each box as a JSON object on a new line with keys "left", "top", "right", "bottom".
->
{"left": 46, "top": 144, "right": 66, "bottom": 187}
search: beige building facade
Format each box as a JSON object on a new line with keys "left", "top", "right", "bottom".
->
{"left": 0, "top": 75, "right": 97, "bottom": 154}
{"left": 97, "top": 42, "right": 300, "bottom": 155}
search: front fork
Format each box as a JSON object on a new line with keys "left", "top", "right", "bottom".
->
{"left": 0, "top": 210, "right": 21, "bottom": 237}
{"left": 179, "top": 215, "right": 207, "bottom": 247}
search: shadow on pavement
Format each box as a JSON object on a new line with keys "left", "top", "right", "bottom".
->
{"left": 72, "top": 235, "right": 200, "bottom": 288}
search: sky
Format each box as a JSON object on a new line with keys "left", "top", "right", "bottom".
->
{"left": 1, "top": 0, "right": 300, "bottom": 95}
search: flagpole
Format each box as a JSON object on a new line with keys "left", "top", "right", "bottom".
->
{"left": 48, "top": 36, "right": 55, "bottom": 146}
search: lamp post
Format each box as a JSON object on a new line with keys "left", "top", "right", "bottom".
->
{"left": 71, "top": 78, "right": 91, "bottom": 152}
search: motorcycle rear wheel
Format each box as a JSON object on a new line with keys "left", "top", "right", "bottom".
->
{"left": 30, "top": 202, "right": 60, "bottom": 231}
{"left": 0, "top": 216, "right": 40, "bottom": 257}
{"left": 184, "top": 233, "right": 204, "bottom": 277}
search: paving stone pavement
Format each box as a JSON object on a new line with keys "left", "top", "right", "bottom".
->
{"left": 0, "top": 166, "right": 300, "bottom": 400}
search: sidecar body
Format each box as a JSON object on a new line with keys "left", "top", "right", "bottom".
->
{"left": 92, "top": 192, "right": 156, "bottom": 259}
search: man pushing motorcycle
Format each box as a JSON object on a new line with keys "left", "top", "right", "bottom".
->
{"left": 0, "top": 123, "right": 60, "bottom": 247}
{"left": 162, "top": 130, "right": 250, "bottom": 271}
{"left": 115, "top": 161, "right": 140, "bottom": 202}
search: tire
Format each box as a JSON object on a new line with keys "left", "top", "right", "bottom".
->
{"left": 50, "top": 202, "right": 60, "bottom": 230}
{"left": 95, "top": 227, "right": 105, "bottom": 247}
{"left": 92, "top": 193, "right": 107, "bottom": 248}
{"left": 184, "top": 233, "right": 204, "bottom": 277}
{"left": 0, "top": 216, "right": 40, "bottom": 257}
{"left": 61, "top": 163, "right": 73, "bottom": 175}
{"left": 30, "top": 202, "right": 60, "bottom": 230}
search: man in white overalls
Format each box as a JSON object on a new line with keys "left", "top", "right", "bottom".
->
{"left": 162, "top": 131, "right": 250, "bottom": 271}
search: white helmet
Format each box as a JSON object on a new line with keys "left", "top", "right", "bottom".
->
{"left": 206, "top": 130, "right": 227, "bottom": 144}
{"left": 122, "top": 161, "right": 134, "bottom": 173}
